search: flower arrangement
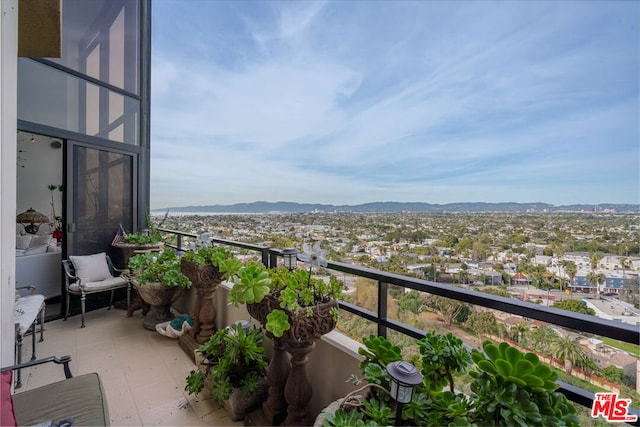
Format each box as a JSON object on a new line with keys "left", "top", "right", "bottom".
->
{"left": 47, "top": 184, "right": 63, "bottom": 242}
{"left": 228, "top": 241, "right": 344, "bottom": 337}
{"left": 128, "top": 250, "right": 191, "bottom": 288}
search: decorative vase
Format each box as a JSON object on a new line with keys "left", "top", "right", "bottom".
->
{"left": 133, "top": 281, "right": 184, "bottom": 330}
{"left": 247, "top": 293, "right": 338, "bottom": 426}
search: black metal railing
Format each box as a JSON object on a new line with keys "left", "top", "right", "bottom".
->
{"left": 158, "top": 227, "right": 640, "bottom": 416}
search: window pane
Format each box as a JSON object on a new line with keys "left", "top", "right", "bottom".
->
{"left": 18, "top": 59, "right": 139, "bottom": 144}
{"left": 50, "top": 0, "right": 139, "bottom": 94}
{"left": 73, "top": 145, "right": 133, "bottom": 255}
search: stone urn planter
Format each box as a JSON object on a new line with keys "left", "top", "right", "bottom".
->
{"left": 224, "top": 381, "right": 269, "bottom": 422}
{"left": 134, "top": 281, "right": 184, "bottom": 330}
{"left": 113, "top": 241, "right": 164, "bottom": 316}
{"left": 247, "top": 293, "right": 338, "bottom": 426}
{"left": 128, "top": 250, "right": 191, "bottom": 330}
{"left": 179, "top": 259, "right": 222, "bottom": 343}
{"left": 247, "top": 292, "right": 338, "bottom": 343}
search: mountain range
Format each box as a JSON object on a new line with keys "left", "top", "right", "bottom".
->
{"left": 153, "top": 201, "right": 639, "bottom": 214}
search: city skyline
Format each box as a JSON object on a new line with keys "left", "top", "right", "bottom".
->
{"left": 151, "top": 1, "right": 639, "bottom": 210}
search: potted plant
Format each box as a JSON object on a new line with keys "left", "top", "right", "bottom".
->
{"left": 128, "top": 250, "right": 191, "bottom": 330}
{"left": 113, "top": 212, "right": 166, "bottom": 264}
{"left": 227, "top": 241, "right": 345, "bottom": 426}
{"left": 179, "top": 233, "right": 243, "bottom": 357}
{"left": 320, "top": 332, "right": 580, "bottom": 426}
{"left": 185, "top": 323, "right": 269, "bottom": 421}
{"left": 113, "top": 213, "right": 167, "bottom": 316}
{"left": 228, "top": 242, "right": 343, "bottom": 339}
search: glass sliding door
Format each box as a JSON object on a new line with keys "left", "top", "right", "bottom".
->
{"left": 67, "top": 142, "right": 135, "bottom": 259}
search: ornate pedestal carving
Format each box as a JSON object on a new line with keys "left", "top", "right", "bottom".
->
{"left": 247, "top": 293, "right": 338, "bottom": 426}
{"left": 179, "top": 260, "right": 221, "bottom": 360}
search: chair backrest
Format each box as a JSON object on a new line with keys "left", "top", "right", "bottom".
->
{"left": 62, "top": 259, "right": 75, "bottom": 278}
{"left": 62, "top": 254, "right": 118, "bottom": 283}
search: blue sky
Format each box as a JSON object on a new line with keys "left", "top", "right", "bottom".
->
{"left": 150, "top": 1, "right": 639, "bottom": 209}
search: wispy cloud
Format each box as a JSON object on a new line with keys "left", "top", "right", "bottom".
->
{"left": 151, "top": 1, "right": 639, "bottom": 208}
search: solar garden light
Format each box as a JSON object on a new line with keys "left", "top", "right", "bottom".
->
{"left": 386, "top": 361, "right": 423, "bottom": 425}
{"left": 282, "top": 247, "right": 299, "bottom": 271}
{"left": 229, "top": 319, "right": 251, "bottom": 334}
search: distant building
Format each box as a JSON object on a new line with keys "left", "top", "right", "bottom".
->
{"left": 511, "top": 272, "right": 531, "bottom": 286}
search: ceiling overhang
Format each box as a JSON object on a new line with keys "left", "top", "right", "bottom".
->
{"left": 18, "top": 0, "right": 61, "bottom": 58}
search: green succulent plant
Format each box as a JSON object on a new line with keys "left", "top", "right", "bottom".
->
{"left": 128, "top": 250, "right": 191, "bottom": 288}
{"left": 470, "top": 340, "right": 579, "bottom": 426}
{"left": 186, "top": 323, "right": 268, "bottom": 403}
{"left": 228, "top": 262, "right": 272, "bottom": 305}
{"left": 227, "top": 251, "right": 345, "bottom": 338}
{"left": 181, "top": 244, "right": 243, "bottom": 280}
{"left": 323, "top": 333, "right": 579, "bottom": 427}
{"left": 470, "top": 340, "right": 558, "bottom": 392}
{"left": 122, "top": 211, "right": 166, "bottom": 245}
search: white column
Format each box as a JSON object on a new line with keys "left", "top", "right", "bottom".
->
{"left": 0, "top": 0, "right": 18, "bottom": 367}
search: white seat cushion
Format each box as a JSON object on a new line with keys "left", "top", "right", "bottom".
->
{"left": 69, "top": 253, "right": 112, "bottom": 282}
{"left": 68, "top": 276, "right": 129, "bottom": 292}
{"left": 15, "top": 295, "right": 45, "bottom": 333}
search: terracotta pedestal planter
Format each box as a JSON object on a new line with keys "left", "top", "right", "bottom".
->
{"left": 247, "top": 293, "right": 338, "bottom": 426}
{"left": 134, "top": 281, "right": 184, "bottom": 330}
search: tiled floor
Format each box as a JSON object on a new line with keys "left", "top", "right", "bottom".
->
{"left": 14, "top": 307, "right": 241, "bottom": 426}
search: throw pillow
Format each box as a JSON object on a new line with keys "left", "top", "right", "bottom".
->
{"left": 30, "top": 235, "right": 51, "bottom": 248}
{"left": 0, "top": 370, "right": 17, "bottom": 426}
{"left": 16, "top": 235, "right": 32, "bottom": 250}
{"left": 70, "top": 253, "right": 112, "bottom": 282}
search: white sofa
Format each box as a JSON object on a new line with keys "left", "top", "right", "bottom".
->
{"left": 15, "top": 227, "right": 62, "bottom": 299}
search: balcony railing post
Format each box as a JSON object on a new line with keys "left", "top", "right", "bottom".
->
{"left": 262, "top": 247, "right": 270, "bottom": 268}
{"left": 176, "top": 234, "right": 182, "bottom": 251}
{"left": 378, "top": 281, "right": 388, "bottom": 338}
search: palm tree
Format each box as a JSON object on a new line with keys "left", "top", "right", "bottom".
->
{"left": 553, "top": 335, "right": 586, "bottom": 375}
{"left": 596, "top": 272, "right": 606, "bottom": 295}
{"left": 563, "top": 261, "right": 577, "bottom": 296}
{"left": 586, "top": 271, "right": 598, "bottom": 296}
{"left": 512, "top": 321, "right": 529, "bottom": 344}
{"left": 588, "top": 271, "right": 607, "bottom": 296}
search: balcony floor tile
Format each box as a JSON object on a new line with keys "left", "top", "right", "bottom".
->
{"left": 13, "top": 307, "right": 241, "bottom": 426}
